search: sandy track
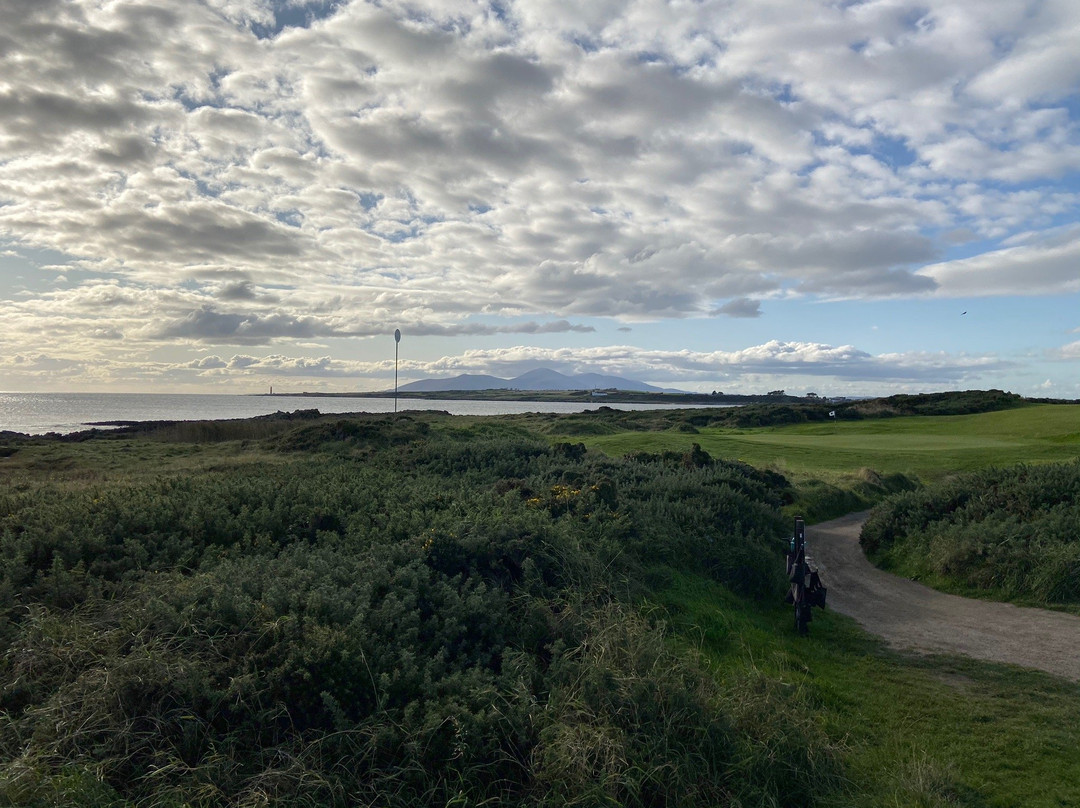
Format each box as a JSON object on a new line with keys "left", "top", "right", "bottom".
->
{"left": 807, "top": 511, "right": 1080, "bottom": 682}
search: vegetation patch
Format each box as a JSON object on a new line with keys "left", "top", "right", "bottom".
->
{"left": 3, "top": 398, "right": 1080, "bottom": 806}
{"left": 860, "top": 459, "right": 1080, "bottom": 608}
{"left": 0, "top": 421, "right": 844, "bottom": 807}
{"left": 563, "top": 403, "right": 1080, "bottom": 496}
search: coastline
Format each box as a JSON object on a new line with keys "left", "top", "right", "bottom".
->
{"left": 253, "top": 389, "right": 791, "bottom": 405}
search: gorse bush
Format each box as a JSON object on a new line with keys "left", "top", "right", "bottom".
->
{"left": 861, "top": 459, "right": 1080, "bottom": 604}
{"left": 0, "top": 418, "right": 842, "bottom": 806}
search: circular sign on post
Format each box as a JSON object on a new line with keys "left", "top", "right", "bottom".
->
{"left": 394, "top": 328, "right": 401, "bottom": 343}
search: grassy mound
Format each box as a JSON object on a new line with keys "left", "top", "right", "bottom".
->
{"left": 861, "top": 459, "right": 1080, "bottom": 606}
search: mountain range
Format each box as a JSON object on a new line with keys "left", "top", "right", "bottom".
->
{"left": 396, "top": 368, "right": 685, "bottom": 393}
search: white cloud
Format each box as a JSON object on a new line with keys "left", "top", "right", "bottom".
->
{"left": 1056, "top": 341, "right": 1080, "bottom": 360}
{"left": 0, "top": 340, "right": 1013, "bottom": 395}
{"left": 917, "top": 229, "right": 1080, "bottom": 296}
{"left": 391, "top": 340, "right": 1009, "bottom": 387}
{"left": 0, "top": 0, "right": 1077, "bottom": 392}
{"left": 966, "top": 0, "right": 1080, "bottom": 104}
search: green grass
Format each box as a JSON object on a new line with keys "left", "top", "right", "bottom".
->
{"left": 567, "top": 404, "right": 1080, "bottom": 482}
{"left": 4, "top": 407, "right": 1080, "bottom": 806}
{"left": 0, "top": 423, "right": 816, "bottom": 806}
{"left": 0, "top": 437, "right": 289, "bottom": 487}
{"left": 570, "top": 404, "right": 1080, "bottom": 805}
{"left": 657, "top": 572, "right": 1080, "bottom": 808}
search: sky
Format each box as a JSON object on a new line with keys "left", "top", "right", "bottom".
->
{"left": 1, "top": 0, "right": 1079, "bottom": 397}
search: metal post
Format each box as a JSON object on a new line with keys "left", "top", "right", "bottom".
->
{"left": 394, "top": 328, "right": 401, "bottom": 413}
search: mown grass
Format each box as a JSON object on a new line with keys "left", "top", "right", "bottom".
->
{"left": 556, "top": 404, "right": 1080, "bottom": 521}
{"left": 565, "top": 404, "right": 1080, "bottom": 482}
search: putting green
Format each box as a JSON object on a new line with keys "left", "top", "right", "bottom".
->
{"left": 577, "top": 404, "right": 1080, "bottom": 481}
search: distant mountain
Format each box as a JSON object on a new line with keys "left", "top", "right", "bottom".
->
{"left": 397, "top": 368, "right": 685, "bottom": 393}
{"left": 397, "top": 373, "right": 512, "bottom": 392}
{"left": 509, "top": 368, "right": 682, "bottom": 392}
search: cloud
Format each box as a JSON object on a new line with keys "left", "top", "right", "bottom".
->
{"left": 1055, "top": 341, "right": 1080, "bottom": 360}
{"left": 5, "top": 353, "right": 85, "bottom": 374}
{"left": 392, "top": 341, "right": 1010, "bottom": 387}
{"left": 188, "top": 356, "right": 228, "bottom": 369}
{"left": 149, "top": 308, "right": 328, "bottom": 344}
{"left": 403, "top": 320, "right": 596, "bottom": 337}
{"left": 0, "top": 337, "right": 1010, "bottom": 393}
{"left": 215, "top": 354, "right": 344, "bottom": 375}
{"left": 917, "top": 228, "right": 1080, "bottom": 296}
{"left": 217, "top": 281, "right": 263, "bottom": 301}
{"left": 146, "top": 306, "right": 598, "bottom": 345}
{"left": 966, "top": 4, "right": 1080, "bottom": 104}
{"left": 0, "top": 339, "right": 1011, "bottom": 394}
{"left": 0, "top": 271, "right": 600, "bottom": 354}
{"left": 3, "top": 1, "right": 1075, "bottom": 307}
{"left": 714, "top": 298, "right": 762, "bottom": 318}
{"left": 0, "top": 0, "right": 1077, "bottom": 393}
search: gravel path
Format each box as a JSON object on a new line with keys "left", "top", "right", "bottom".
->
{"left": 807, "top": 511, "right": 1080, "bottom": 682}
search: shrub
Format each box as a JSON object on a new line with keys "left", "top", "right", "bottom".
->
{"left": 0, "top": 417, "right": 836, "bottom": 806}
{"left": 861, "top": 460, "right": 1080, "bottom": 605}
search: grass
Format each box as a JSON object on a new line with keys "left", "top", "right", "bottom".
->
{"left": 0, "top": 437, "right": 289, "bottom": 488}
{"left": 656, "top": 572, "right": 1080, "bottom": 808}
{"left": 3, "top": 404, "right": 1080, "bottom": 806}
{"left": 570, "top": 403, "right": 1080, "bottom": 805}
{"left": 0, "top": 422, "right": 814, "bottom": 806}
{"left": 859, "top": 461, "right": 1080, "bottom": 612}
{"left": 566, "top": 404, "right": 1080, "bottom": 481}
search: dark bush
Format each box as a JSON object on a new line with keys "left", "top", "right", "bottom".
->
{"left": 861, "top": 460, "right": 1080, "bottom": 604}
{"left": 0, "top": 418, "right": 831, "bottom": 806}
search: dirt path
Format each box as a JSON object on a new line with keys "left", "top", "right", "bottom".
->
{"left": 807, "top": 511, "right": 1080, "bottom": 682}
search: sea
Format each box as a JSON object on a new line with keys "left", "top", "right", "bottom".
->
{"left": 0, "top": 392, "right": 719, "bottom": 436}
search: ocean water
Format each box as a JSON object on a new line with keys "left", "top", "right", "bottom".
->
{"left": 0, "top": 392, "right": 715, "bottom": 436}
